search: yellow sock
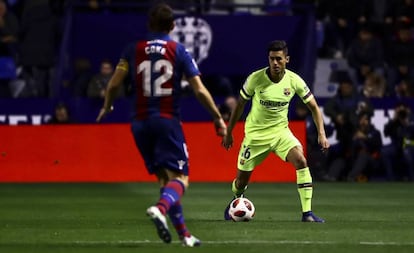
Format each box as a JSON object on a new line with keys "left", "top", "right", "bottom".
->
{"left": 231, "top": 179, "right": 247, "bottom": 197}
{"left": 296, "top": 167, "right": 313, "bottom": 212}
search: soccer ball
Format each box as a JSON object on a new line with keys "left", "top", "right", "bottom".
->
{"left": 228, "top": 197, "right": 255, "bottom": 222}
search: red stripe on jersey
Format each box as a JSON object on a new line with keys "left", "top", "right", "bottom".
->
{"left": 134, "top": 40, "right": 179, "bottom": 120}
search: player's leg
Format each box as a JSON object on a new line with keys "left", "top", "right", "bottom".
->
{"left": 276, "top": 129, "right": 324, "bottom": 222}
{"left": 232, "top": 170, "right": 252, "bottom": 197}
{"left": 131, "top": 119, "right": 173, "bottom": 243}
{"left": 224, "top": 141, "right": 269, "bottom": 220}
{"left": 146, "top": 169, "right": 173, "bottom": 243}
{"left": 286, "top": 146, "right": 324, "bottom": 222}
{"left": 148, "top": 118, "right": 200, "bottom": 246}
{"left": 164, "top": 172, "right": 201, "bottom": 247}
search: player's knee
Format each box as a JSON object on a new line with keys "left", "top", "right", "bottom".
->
{"left": 175, "top": 175, "right": 190, "bottom": 189}
{"left": 165, "top": 169, "right": 189, "bottom": 189}
{"left": 293, "top": 156, "right": 307, "bottom": 169}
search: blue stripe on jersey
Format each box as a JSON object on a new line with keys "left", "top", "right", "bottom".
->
{"left": 120, "top": 33, "right": 200, "bottom": 120}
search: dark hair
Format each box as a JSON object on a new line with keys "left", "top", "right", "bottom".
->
{"left": 267, "top": 40, "right": 288, "bottom": 55}
{"left": 148, "top": 3, "right": 174, "bottom": 33}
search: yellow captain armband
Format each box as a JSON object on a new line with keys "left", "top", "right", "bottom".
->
{"left": 116, "top": 59, "right": 129, "bottom": 72}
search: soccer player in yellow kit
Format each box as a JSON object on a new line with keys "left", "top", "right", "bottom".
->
{"left": 222, "top": 40, "right": 330, "bottom": 222}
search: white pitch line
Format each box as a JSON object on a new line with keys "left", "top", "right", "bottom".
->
{"left": 68, "top": 240, "right": 414, "bottom": 246}
{"left": 360, "top": 241, "right": 414, "bottom": 246}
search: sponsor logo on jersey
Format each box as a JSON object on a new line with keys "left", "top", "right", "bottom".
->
{"left": 259, "top": 100, "right": 288, "bottom": 109}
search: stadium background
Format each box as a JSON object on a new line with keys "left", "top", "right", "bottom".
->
{"left": 0, "top": 1, "right": 413, "bottom": 182}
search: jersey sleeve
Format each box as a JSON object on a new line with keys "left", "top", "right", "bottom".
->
{"left": 118, "top": 43, "right": 135, "bottom": 72}
{"left": 177, "top": 44, "right": 200, "bottom": 78}
{"left": 239, "top": 75, "right": 255, "bottom": 100}
{"left": 294, "top": 74, "right": 313, "bottom": 103}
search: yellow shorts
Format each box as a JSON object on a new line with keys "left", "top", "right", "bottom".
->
{"left": 237, "top": 127, "right": 302, "bottom": 171}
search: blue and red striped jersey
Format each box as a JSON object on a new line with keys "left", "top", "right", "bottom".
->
{"left": 120, "top": 32, "right": 200, "bottom": 120}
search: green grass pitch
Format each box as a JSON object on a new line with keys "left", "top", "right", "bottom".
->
{"left": 1, "top": 182, "right": 414, "bottom": 253}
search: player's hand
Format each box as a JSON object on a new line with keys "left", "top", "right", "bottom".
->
{"left": 214, "top": 118, "right": 227, "bottom": 137}
{"left": 96, "top": 106, "right": 113, "bottom": 122}
{"left": 318, "top": 135, "right": 330, "bottom": 154}
{"left": 222, "top": 133, "right": 233, "bottom": 150}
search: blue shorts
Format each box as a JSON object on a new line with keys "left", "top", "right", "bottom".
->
{"left": 131, "top": 117, "right": 189, "bottom": 175}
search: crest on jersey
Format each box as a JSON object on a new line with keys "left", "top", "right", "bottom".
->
{"left": 283, "top": 88, "right": 291, "bottom": 96}
{"left": 171, "top": 16, "right": 212, "bottom": 64}
{"left": 177, "top": 160, "right": 187, "bottom": 170}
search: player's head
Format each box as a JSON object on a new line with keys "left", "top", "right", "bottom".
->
{"left": 148, "top": 3, "right": 175, "bottom": 33}
{"left": 268, "top": 40, "right": 288, "bottom": 55}
{"left": 267, "top": 40, "right": 289, "bottom": 75}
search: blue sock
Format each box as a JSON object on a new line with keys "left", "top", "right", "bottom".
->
{"left": 168, "top": 201, "right": 190, "bottom": 237}
{"left": 156, "top": 179, "right": 185, "bottom": 215}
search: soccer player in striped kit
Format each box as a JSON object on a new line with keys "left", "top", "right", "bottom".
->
{"left": 97, "top": 3, "right": 226, "bottom": 247}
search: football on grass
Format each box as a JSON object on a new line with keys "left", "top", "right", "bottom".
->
{"left": 228, "top": 197, "right": 255, "bottom": 222}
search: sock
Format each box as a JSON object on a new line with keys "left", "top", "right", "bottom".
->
{"left": 168, "top": 201, "right": 190, "bottom": 238}
{"left": 296, "top": 167, "right": 313, "bottom": 213}
{"left": 156, "top": 179, "right": 185, "bottom": 215}
{"left": 232, "top": 178, "right": 247, "bottom": 197}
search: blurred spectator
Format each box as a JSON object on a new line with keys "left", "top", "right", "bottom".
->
{"left": 87, "top": 59, "right": 124, "bottom": 98}
{"left": 385, "top": 22, "right": 414, "bottom": 95}
{"left": 357, "top": 0, "right": 395, "bottom": 41}
{"left": 19, "top": 0, "right": 60, "bottom": 97}
{"left": 346, "top": 112, "right": 383, "bottom": 181}
{"left": 47, "top": 102, "right": 74, "bottom": 124}
{"left": 362, "top": 72, "right": 387, "bottom": 98}
{"left": 71, "top": 57, "right": 93, "bottom": 97}
{"left": 394, "top": 0, "right": 414, "bottom": 25}
{"left": 322, "top": 76, "right": 373, "bottom": 181}
{"left": 316, "top": 0, "right": 361, "bottom": 58}
{"left": 0, "top": 0, "right": 18, "bottom": 58}
{"left": 346, "top": 24, "right": 385, "bottom": 86}
{"left": 0, "top": 0, "right": 18, "bottom": 97}
{"left": 394, "top": 77, "right": 414, "bottom": 97}
{"left": 382, "top": 102, "right": 414, "bottom": 181}
{"left": 324, "top": 74, "right": 374, "bottom": 142}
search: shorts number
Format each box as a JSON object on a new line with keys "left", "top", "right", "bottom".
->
{"left": 241, "top": 145, "right": 251, "bottom": 159}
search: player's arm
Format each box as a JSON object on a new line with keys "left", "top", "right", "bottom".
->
{"left": 305, "top": 97, "right": 330, "bottom": 152}
{"left": 222, "top": 96, "right": 248, "bottom": 150}
{"left": 96, "top": 59, "right": 128, "bottom": 122}
{"left": 187, "top": 75, "right": 226, "bottom": 136}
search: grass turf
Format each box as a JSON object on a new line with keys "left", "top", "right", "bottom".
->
{"left": 1, "top": 182, "right": 413, "bottom": 253}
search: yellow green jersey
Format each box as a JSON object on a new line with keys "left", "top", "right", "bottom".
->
{"left": 239, "top": 67, "right": 313, "bottom": 143}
